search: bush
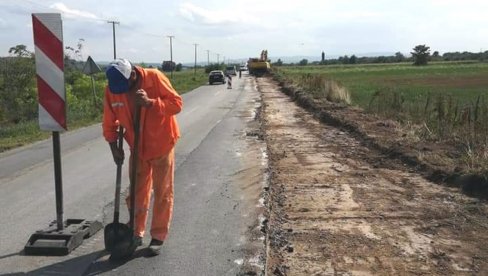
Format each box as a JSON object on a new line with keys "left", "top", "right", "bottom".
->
{"left": 67, "top": 72, "right": 105, "bottom": 123}
{"left": 0, "top": 56, "right": 37, "bottom": 123}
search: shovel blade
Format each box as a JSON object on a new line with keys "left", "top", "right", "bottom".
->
{"left": 109, "top": 237, "right": 138, "bottom": 261}
{"left": 104, "top": 222, "right": 132, "bottom": 252}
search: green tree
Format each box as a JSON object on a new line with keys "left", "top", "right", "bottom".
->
{"left": 299, "top": 59, "right": 308, "bottom": 66}
{"left": 9, "top": 45, "right": 33, "bottom": 57}
{"left": 349, "top": 55, "right": 357, "bottom": 64}
{"left": 431, "top": 51, "right": 441, "bottom": 61}
{"left": 1, "top": 45, "right": 36, "bottom": 123}
{"left": 273, "top": 58, "right": 283, "bottom": 66}
{"left": 411, "top": 44, "right": 430, "bottom": 66}
{"left": 175, "top": 63, "right": 183, "bottom": 71}
{"left": 395, "top": 52, "right": 405, "bottom": 62}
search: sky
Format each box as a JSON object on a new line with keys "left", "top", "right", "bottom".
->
{"left": 0, "top": 0, "right": 487, "bottom": 64}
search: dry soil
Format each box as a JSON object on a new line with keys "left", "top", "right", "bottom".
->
{"left": 259, "top": 77, "right": 488, "bottom": 275}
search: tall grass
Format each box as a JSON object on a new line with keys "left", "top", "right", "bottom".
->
{"left": 293, "top": 73, "right": 351, "bottom": 104}
{"left": 368, "top": 89, "right": 488, "bottom": 171}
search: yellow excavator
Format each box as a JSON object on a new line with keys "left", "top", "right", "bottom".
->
{"left": 248, "top": 50, "right": 270, "bottom": 76}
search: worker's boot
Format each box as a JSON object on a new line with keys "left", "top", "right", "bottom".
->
{"left": 148, "top": 238, "right": 164, "bottom": 256}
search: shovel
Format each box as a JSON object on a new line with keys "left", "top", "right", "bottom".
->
{"left": 104, "top": 126, "right": 132, "bottom": 252}
{"left": 109, "top": 105, "right": 142, "bottom": 260}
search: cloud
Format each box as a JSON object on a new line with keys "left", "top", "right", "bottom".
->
{"left": 179, "top": 3, "right": 236, "bottom": 24}
{"left": 0, "top": 18, "right": 8, "bottom": 29}
{"left": 176, "top": 2, "right": 269, "bottom": 40}
{"left": 179, "top": 2, "right": 256, "bottom": 25}
{"left": 49, "top": 2, "right": 100, "bottom": 21}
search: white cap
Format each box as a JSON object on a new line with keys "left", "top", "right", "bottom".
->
{"left": 108, "top": 58, "right": 132, "bottom": 79}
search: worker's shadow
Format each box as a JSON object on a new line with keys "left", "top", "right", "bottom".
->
{"left": 0, "top": 248, "right": 153, "bottom": 276}
{"left": 87, "top": 248, "right": 156, "bottom": 275}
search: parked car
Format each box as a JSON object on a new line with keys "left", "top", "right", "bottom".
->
{"left": 239, "top": 65, "right": 247, "bottom": 71}
{"left": 225, "top": 66, "right": 237, "bottom": 76}
{"left": 209, "top": 70, "right": 225, "bottom": 85}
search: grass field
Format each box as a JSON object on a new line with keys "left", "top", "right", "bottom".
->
{"left": 0, "top": 68, "right": 208, "bottom": 152}
{"left": 168, "top": 68, "right": 208, "bottom": 94}
{"left": 276, "top": 62, "right": 488, "bottom": 108}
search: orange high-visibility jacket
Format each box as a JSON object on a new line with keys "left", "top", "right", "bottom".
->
{"left": 103, "top": 66, "right": 182, "bottom": 160}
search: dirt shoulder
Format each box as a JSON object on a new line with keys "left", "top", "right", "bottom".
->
{"left": 259, "top": 77, "right": 488, "bottom": 275}
{"left": 271, "top": 74, "right": 488, "bottom": 200}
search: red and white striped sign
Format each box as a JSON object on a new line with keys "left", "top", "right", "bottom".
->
{"left": 32, "top": 13, "right": 66, "bottom": 131}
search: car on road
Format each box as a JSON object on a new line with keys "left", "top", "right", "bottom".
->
{"left": 209, "top": 70, "right": 226, "bottom": 85}
{"left": 239, "top": 65, "right": 247, "bottom": 71}
{"left": 225, "top": 66, "right": 237, "bottom": 76}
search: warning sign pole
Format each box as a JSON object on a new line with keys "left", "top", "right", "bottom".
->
{"left": 24, "top": 13, "right": 102, "bottom": 256}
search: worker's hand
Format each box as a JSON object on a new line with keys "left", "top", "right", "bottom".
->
{"left": 135, "top": 89, "right": 153, "bottom": 107}
{"left": 109, "top": 142, "right": 124, "bottom": 165}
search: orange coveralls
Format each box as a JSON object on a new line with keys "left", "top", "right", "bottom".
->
{"left": 103, "top": 66, "right": 182, "bottom": 241}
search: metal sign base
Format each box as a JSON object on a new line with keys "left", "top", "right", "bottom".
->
{"left": 24, "top": 219, "right": 103, "bottom": 256}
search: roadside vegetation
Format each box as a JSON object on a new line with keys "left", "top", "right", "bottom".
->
{"left": 273, "top": 60, "right": 488, "bottom": 176}
{"left": 0, "top": 45, "right": 208, "bottom": 152}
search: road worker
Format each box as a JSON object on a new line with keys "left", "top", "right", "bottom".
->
{"left": 103, "top": 58, "right": 182, "bottom": 256}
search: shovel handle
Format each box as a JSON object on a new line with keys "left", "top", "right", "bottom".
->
{"left": 113, "top": 126, "right": 124, "bottom": 223}
{"left": 129, "top": 105, "right": 142, "bottom": 230}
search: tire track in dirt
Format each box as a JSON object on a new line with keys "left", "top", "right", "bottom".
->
{"left": 259, "top": 77, "right": 488, "bottom": 275}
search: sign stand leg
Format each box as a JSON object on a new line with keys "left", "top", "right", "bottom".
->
{"left": 53, "top": 131, "right": 63, "bottom": 230}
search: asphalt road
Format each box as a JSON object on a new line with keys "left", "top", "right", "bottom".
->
{"left": 0, "top": 74, "right": 267, "bottom": 275}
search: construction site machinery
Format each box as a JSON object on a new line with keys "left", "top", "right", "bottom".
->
{"left": 248, "top": 50, "right": 270, "bottom": 76}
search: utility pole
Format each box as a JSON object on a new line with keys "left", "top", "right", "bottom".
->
{"left": 193, "top": 43, "right": 198, "bottom": 78}
{"left": 107, "top": 21, "right": 119, "bottom": 59}
{"left": 167, "top": 35, "right": 174, "bottom": 78}
{"left": 206, "top": 50, "right": 210, "bottom": 65}
{"left": 217, "top": 53, "right": 220, "bottom": 64}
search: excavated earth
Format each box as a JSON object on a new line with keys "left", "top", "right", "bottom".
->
{"left": 258, "top": 77, "right": 488, "bottom": 275}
